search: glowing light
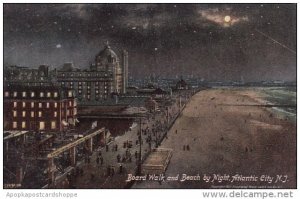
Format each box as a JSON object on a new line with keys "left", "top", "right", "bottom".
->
{"left": 224, "top": 15, "right": 231, "bottom": 23}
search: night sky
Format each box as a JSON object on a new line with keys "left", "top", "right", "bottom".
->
{"left": 3, "top": 4, "right": 297, "bottom": 81}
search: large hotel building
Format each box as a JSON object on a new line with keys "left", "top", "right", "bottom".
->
{"left": 56, "top": 44, "right": 128, "bottom": 102}
{"left": 3, "top": 85, "right": 77, "bottom": 132}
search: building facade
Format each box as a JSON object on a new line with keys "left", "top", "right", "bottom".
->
{"left": 56, "top": 44, "right": 128, "bottom": 103}
{"left": 4, "top": 65, "right": 54, "bottom": 87}
{"left": 4, "top": 85, "right": 77, "bottom": 132}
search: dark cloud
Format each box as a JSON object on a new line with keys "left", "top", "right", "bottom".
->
{"left": 3, "top": 3, "right": 296, "bottom": 81}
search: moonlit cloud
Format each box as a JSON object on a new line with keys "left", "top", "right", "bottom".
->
{"left": 198, "top": 7, "right": 249, "bottom": 27}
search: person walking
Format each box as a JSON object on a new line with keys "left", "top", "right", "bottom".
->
{"left": 119, "top": 164, "right": 123, "bottom": 174}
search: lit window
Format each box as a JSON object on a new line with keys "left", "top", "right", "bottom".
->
{"left": 46, "top": 103, "right": 50, "bottom": 108}
{"left": 47, "top": 92, "right": 51, "bottom": 97}
{"left": 54, "top": 103, "right": 57, "bottom": 108}
{"left": 13, "top": 92, "right": 17, "bottom": 97}
{"left": 22, "top": 92, "right": 26, "bottom": 97}
{"left": 13, "top": 102, "right": 17, "bottom": 108}
{"left": 68, "top": 91, "right": 73, "bottom": 97}
{"left": 22, "top": 121, "right": 26, "bottom": 129}
{"left": 22, "top": 102, "right": 26, "bottom": 108}
{"left": 67, "top": 110, "right": 70, "bottom": 116}
{"left": 5, "top": 91, "right": 9, "bottom": 97}
{"left": 13, "top": 122, "right": 17, "bottom": 129}
{"left": 22, "top": 111, "right": 26, "bottom": 117}
{"left": 31, "top": 111, "right": 34, "bottom": 117}
{"left": 54, "top": 92, "right": 58, "bottom": 98}
{"left": 69, "top": 101, "right": 72, "bottom": 107}
{"left": 39, "top": 121, "right": 45, "bottom": 130}
{"left": 40, "top": 92, "right": 44, "bottom": 97}
{"left": 51, "top": 121, "right": 56, "bottom": 129}
{"left": 13, "top": 111, "right": 17, "bottom": 117}
{"left": 39, "top": 103, "right": 42, "bottom": 108}
{"left": 54, "top": 111, "right": 57, "bottom": 117}
{"left": 31, "top": 102, "right": 34, "bottom": 108}
{"left": 74, "top": 108, "right": 77, "bottom": 115}
{"left": 31, "top": 92, "right": 35, "bottom": 97}
{"left": 38, "top": 111, "right": 42, "bottom": 117}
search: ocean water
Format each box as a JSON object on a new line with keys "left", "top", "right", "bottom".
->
{"left": 259, "top": 87, "right": 296, "bottom": 122}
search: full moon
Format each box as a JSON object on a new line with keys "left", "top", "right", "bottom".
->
{"left": 224, "top": 15, "right": 231, "bottom": 22}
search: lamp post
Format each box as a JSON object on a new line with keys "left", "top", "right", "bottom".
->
{"left": 137, "top": 117, "right": 142, "bottom": 175}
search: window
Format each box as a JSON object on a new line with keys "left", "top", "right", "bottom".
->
{"left": 51, "top": 121, "right": 56, "bottom": 129}
{"left": 54, "top": 103, "right": 57, "bottom": 108}
{"left": 5, "top": 91, "right": 9, "bottom": 97}
{"left": 39, "top": 103, "right": 42, "bottom": 108}
{"left": 31, "top": 102, "right": 34, "bottom": 108}
{"left": 69, "top": 101, "right": 72, "bottom": 107}
{"left": 47, "top": 92, "right": 51, "bottom": 97}
{"left": 22, "top": 121, "right": 26, "bottom": 129}
{"left": 54, "top": 92, "right": 58, "bottom": 98}
{"left": 22, "top": 92, "right": 26, "bottom": 97}
{"left": 13, "top": 92, "right": 17, "bottom": 97}
{"left": 67, "top": 110, "right": 70, "bottom": 116}
{"left": 38, "top": 111, "right": 42, "bottom": 117}
{"left": 13, "top": 122, "right": 17, "bottom": 129}
{"left": 22, "top": 111, "right": 26, "bottom": 117}
{"left": 68, "top": 91, "right": 73, "bottom": 97}
{"left": 39, "top": 122, "right": 45, "bottom": 130}
{"left": 74, "top": 108, "right": 77, "bottom": 115}
{"left": 46, "top": 103, "right": 50, "bottom": 108}
{"left": 13, "top": 111, "right": 17, "bottom": 117}
{"left": 22, "top": 102, "right": 26, "bottom": 108}
{"left": 31, "top": 111, "right": 34, "bottom": 117}
{"left": 54, "top": 111, "right": 57, "bottom": 117}
{"left": 40, "top": 92, "right": 44, "bottom": 97}
{"left": 31, "top": 92, "right": 35, "bottom": 97}
{"left": 13, "top": 102, "right": 17, "bottom": 108}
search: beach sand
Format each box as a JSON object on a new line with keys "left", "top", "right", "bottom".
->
{"left": 133, "top": 88, "right": 296, "bottom": 188}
